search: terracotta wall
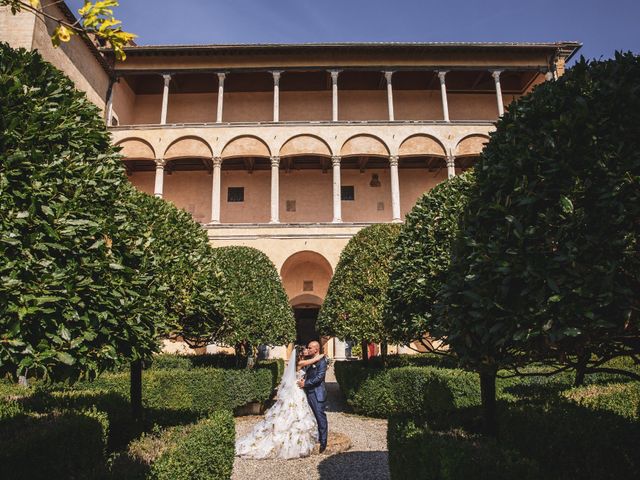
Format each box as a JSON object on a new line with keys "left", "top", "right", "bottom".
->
{"left": 116, "top": 89, "right": 509, "bottom": 125}
{"left": 126, "top": 166, "right": 443, "bottom": 224}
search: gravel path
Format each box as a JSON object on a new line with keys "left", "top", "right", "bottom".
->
{"left": 232, "top": 365, "right": 390, "bottom": 480}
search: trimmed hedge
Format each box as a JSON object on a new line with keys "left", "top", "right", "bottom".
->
{"left": 0, "top": 408, "right": 109, "bottom": 479}
{"left": 564, "top": 382, "right": 640, "bottom": 420}
{"left": 76, "top": 367, "right": 273, "bottom": 416}
{"left": 335, "top": 361, "right": 480, "bottom": 418}
{"left": 151, "top": 411, "right": 235, "bottom": 480}
{"left": 388, "top": 416, "right": 540, "bottom": 480}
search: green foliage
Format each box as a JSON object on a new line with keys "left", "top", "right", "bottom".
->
{"left": 150, "top": 411, "right": 235, "bottom": 480}
{"left": 211, "top": 246, "right": 294, "bottom": 348}
{"left": 334, "top": 361, "right": 480, "bottom": 418}
{"left": 386, "top": 172, "right": 475, "bottom": 348}
{"left": 439, "top": 53, "right": 640, "bottom": 376}
{"left": 0, "top": 43, "right": 159, "bottom": 381}
{"left": 74, "top": 368, "right": 273, "bottom": 417}
{"left": 498, "top": 400, "right": 640, "bottom": 480}
{"left": 563, "top": 382, "right": 640, "bottom": 420}
{"left": 388, "top": 416, "right": 540, "bottom": 480}
{"left": 0, "top": 408, "right": 110, "bottom": 479}
{"left": 318, "top": 223, "right": 402, "bottom": 343}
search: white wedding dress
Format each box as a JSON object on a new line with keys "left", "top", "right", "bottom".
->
{"left": 235, "top": 349, "right": 318, "bottom": 459}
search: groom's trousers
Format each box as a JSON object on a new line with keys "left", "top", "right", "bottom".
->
{"left": 306, "top": 391, "right": 328, "bottom": 447}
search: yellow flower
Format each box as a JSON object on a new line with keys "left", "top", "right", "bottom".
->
{"left": 54, "top": 25, "right": 72, "bottom": 43}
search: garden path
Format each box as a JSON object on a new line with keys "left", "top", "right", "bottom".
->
{"left": 232, "top": 364, "right": 390, "bottom": 480}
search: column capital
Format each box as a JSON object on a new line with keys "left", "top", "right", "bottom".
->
{"left": 270, "top": 156, "right": 280, "bottom": 167}
{"left": 446, "top": 156, "right": 456, "bottom": 168}
{"left": 271, "top": 70, "right": 283, "bottom": 84}
{"left": 217, "top": 72, "right": 226, "bottom": 82}
{"left": 155, "top": 158, "right": 166, "bottom": 167}
{"left": 389, "top": 155, "right": 399, "bottom": 167}
{"left": 491, "top": 70, "right": 503, "bottom": 80}
{"left": 162, "top": 74, "right": 172, "bottom": 85}
{"left": 331, "top": 155, "right": 341, "bottom": 166}
{"left": 212, "top": 156, "right": 223, "bottom": 167}
{"left": 437, "top": 70, "right": 448, "bottom": 82}
{"left": 330, "top": 70, "right": 340, "bottom": 82}
{"left": 384, "top": 71, "right": 394, "bottom": 83}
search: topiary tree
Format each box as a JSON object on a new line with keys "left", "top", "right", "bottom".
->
{"left": 318, "top": 223, "right": 402, "bottom": 362}
{"left": 211, "top": 246, "right": 294, "bottom": 360}
{"left": 438, "top": 53, "right": 640, "bottom": 434}
{"left": 0, "top": 43, "right": 159, "bottom": 383}
{"left": 385, "top": 172, "right": 475, "bottom": 354}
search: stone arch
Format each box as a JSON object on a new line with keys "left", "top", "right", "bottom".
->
{"left": 280, "top": 250, "right": 333, "bottom": 301}
{"left": 340, "top": 134, "right": 390, "bottom": 158}
{"left": 455, "top": 134, "right": 490, "bottom": 157}
{"left": 289, "top": 294, "right": 324, "bottom": 307}
{"left": 279, "top": 134, "right": 332, "bottom": 158}
{"left": 163, "top": 136, "right": 212, "bottom": 160}
{"left": 398, "top": 134, "right": 447, "bottom": 157}
{"left": 115, "top": 137, "right": 155, "bottom": 160}
{"left": 221, "top": 135, "right": 271, "bottom": 159}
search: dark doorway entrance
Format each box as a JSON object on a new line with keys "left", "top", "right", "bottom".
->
{"left": 294, "top": 307, "right": 320, "bottom": 346}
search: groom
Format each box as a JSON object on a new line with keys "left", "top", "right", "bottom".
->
{"left": 297, "top": 340, "right": 328, "bottom": 453}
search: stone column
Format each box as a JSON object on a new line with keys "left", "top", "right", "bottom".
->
{"left": 492, "top": 70, "right": 505, "bottom": 116}
{"left": 332, "top": 156, "right": 342, "bottom": 223}
{"left": 270, "top": 156, "right": 280, "bottom": 223}
{"left": 333, "top": 338, "right": 347, "bottom": 359}
{"left": 105, "top": 80, "right": 115, "bottom": 126}
{"left": 160, "top": 74, "right": 171, "bottom": 125}
{"left": 330, "top": 70, "right": 340, "bottom": 121}
{"left": 210, "top": 157, "right": 222, "bottom": 224}
{"left": 389, "top": 155, "right": 401, "bottom": 222}
{"left": 438, "top": 71, "right": 450, "bottom": 122}
{"left": 153, "top": 159, "right": 165, "bottom": 198}
{"left": 272, "top": 71, "right": 282, "bottom": 122}
{"left": 446, "top": 156, "right": 456, "bottom": 179}
{"left": 384, "top": 71, "right": 395, "bottom": 121}
{"left": 216, "top": 72, "right": 225, "bottom": 123}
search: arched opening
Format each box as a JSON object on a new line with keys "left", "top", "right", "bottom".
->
{"left": 455, "top": 134, "right": 489, "bottom": 173}
{"left": 398, "top": 134, "right": 449, "bottom": 215}
{"left": 281, "top": 251, "right": 333, "bottom": 348}
{"left": 116, "top": 138, "right": 157, "bottom": 195}
{"left": 339, "top": 134, "right": 393, "bottom": 222}
{"left": 220, "top": 136, "right": 272, "bottom": 223}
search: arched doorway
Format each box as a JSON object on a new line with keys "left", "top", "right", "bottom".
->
{"left": 280, "top": 251, "right": 333, "bottom": 350}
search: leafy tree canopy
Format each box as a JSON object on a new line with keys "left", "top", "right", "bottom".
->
{"left": 318, "top": 223, "right": 401, "bottom": 343}
{"left": 210, "top": 246, "right": 294, "bottom": 349}
{"left": 439, "top": 53, "right": 640, "bottom": 380}
{"left": 0, "top": 43, "right": 156, "bottom": 381}
{"left": 386, "top": 171, "right": 475, "bottom": 351}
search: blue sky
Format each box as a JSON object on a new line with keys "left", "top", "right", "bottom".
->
{"left": 68, "top": 0, "right": 639, "bottom": 63}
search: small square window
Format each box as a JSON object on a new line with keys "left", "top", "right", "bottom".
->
{"left": 227, "top": 187, "right": 244, "bottom": 202}
{"left": 303, "top": 280, "right": 314, "bottom": 292}
{"left": 341, "top": 185, "right": 355, "bottom": 201}
{"left": 377, "top": 201, "right": 385, "bottom": 211}
{"left": 286, "top": 200, "right": 296, "bottom": 212}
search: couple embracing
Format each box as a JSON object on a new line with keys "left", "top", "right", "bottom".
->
{"left": 235, "top": 341, "right": 329, "bottom": 460}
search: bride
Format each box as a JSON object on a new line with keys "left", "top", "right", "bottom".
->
{"left": 235, "top": 347, "right": 325, "bottom": 459}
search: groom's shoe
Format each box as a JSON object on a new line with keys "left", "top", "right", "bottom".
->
{"left": 319, "top": 444, "right": 327, "bottom": 454}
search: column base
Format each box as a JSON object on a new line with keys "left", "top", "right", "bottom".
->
{"left": 332, "top": 219, "right": 342, "bottom": 224}
{"left": 391, "top": 218, "right": 403, "bottom": 224}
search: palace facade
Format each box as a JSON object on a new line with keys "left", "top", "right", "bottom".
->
{"left": 1, "top": 2, "right": 581, "bottom": 357}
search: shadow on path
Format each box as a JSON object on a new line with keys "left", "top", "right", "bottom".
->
{"left": 318, "top": 451, "right": 390, "bottom": 480}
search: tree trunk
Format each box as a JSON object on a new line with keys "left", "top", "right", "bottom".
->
{"left": 361, "top": 340, "right": 369, "bottom": 365}
{"left": 130, "top": 359, "right": 143, "bottom": 423}
{"left": 381, "top": 341, "right": 388, "bottom": 366}
{"left": 574, "top": 351, "right": 590, "bottom": 387}
{"left": 479, "top": 371, "right": 497, "bottom": 437}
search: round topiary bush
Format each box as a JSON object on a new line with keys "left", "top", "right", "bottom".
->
{"left": 440, "top": 53, "right": 640, "bottom": 390}
{"left": 318, "top": 223, "right": 401, "bottom": 349}
{"left": 0, "top": 43, "right": 159, "bottom": 381}
{"left": 385, "top": 171, "right": 475, "bottom": 350}
{"left": 210, "top": 246, "right": 294, "bottom": 353}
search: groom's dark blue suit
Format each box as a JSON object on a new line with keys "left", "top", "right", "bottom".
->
{"left": 304, "top": 357, "right": 328, "bottom": 448}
